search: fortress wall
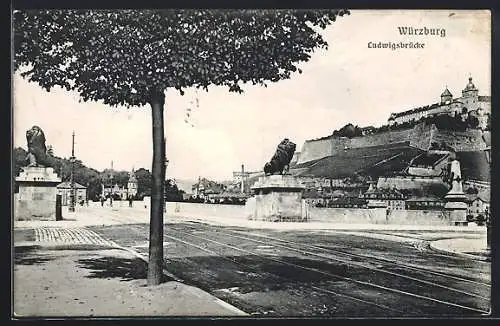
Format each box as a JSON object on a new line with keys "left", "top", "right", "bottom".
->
{"left": 410, "top": 124, "right": 436, "bottom": 150}
{"left": 349, "top": 129, "right": 414, "bottom": 149}
{"left": 431, "top": 129, "right": 486, "bottom": 151}
{"left": 297, "top": 122, "right": 486, "bottom": 165}
{"left": 296, "top": 137, "right": 334, "bottom": 164}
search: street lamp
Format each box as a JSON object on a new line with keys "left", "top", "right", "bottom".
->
{"left": 69, "top": 131, "right": 76, "bottom": 212}
{"left": 163, "top": 157, "right": 169, "bottom": 213}
{"left": 86, "top": 182, "right": 90, "bottom": 206}
{"left": 485, "top": 207, "right": 491, "bottom": 252}
{"left": 109, "top": 174, "right": 114, "bottom": 207}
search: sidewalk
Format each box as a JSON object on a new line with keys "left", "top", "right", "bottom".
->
{"left": 12, "top": 225, "right": 247, "bottom": 317}
{"left": 430, "top": 237, "right": 490, "bottom": 261}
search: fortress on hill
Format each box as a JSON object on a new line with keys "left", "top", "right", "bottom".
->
{"left": 277, "top": 76, "right": 491, "bottom": 222}
{"left": 292, "top": 76, "right": 491, "bottom": 166}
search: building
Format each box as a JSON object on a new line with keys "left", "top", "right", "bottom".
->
{"left": 328, "top": 196, "right": 367, "bottom": 208}
{"left": 361, "top": 183, "right": 408, "bottom": 210}
{"left": 388, "top": 77, "right": 491, "bottom": 128}
{"left": 101, "top": 168, "right": 139, "bottom": 200}
{"left": 191, "top": 177, "right": 226, "bottom": 200}
{"left": 406, "top": 151, "right": 451, "bottom": 177}
{"left": 405, "top": 195, "right": 445, "bottom": 210}
{"left": 57, "top": 181, "right": 87, "bottom": 206}
{"left": 465, "top": 187, "right": 490, "bottom": 218}
{"left": 126, "top": 169, "right": 138, "bottom": 198}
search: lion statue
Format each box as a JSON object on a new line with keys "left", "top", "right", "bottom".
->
{"left": 263, "top": 138, "right": 296, "bottom": 176}
{"left": 25, "top": 125, "right": 51, "bottom": 167}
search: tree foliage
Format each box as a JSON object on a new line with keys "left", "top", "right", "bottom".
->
{"left": 332, "top": 123, "right": 363, "bottom": 138}
{"left": 14, "top": 8, "right": 350, "bottom": 286}
{"left": 14, "top": 9, "right": 349, "bottom": 105}
{"left": 135, "top": 167, "right": 153, "bottom": 197}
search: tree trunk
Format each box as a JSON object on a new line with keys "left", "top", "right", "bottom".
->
{"left": 147, "top": 90, "right": 166, "bottom": 286}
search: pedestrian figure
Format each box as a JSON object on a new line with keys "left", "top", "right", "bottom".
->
{"left": 110, "top": 196, "right": 113, "bottom": 208}
{"left": 128, "top": 196, "right": 133, "bottom": 207}
{"left": 101, "top": 196, "right": 105, "bottom": 207}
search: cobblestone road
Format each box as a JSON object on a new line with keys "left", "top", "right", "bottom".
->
{"left": 33, "top": 227, "right": 118, "bottom": 247}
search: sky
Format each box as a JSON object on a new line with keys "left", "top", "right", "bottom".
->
{"left": 13, "top": 10, "right": 491, "bottom": 182}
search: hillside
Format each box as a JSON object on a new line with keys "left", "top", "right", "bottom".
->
{"left": 290, "top": 141, "right": 423, "bottom": 179}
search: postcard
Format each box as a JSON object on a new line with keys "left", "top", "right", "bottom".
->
{"left": 12, "top": 9, "right": 491, "bottom": 318}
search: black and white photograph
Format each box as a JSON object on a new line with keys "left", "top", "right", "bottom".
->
{"left": 11, "top": 9, "right": 492, "bottom": 318}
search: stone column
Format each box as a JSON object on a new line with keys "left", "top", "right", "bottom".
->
{"left": 444, "top": 160, "right": 468, "bottom": 224}
{"left": 15, "top": 167, "right": 62, "bottom": 221}
{"left": 249, "top": 175, "right": 305, "bottom": 222}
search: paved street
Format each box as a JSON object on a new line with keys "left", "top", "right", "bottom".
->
{"left": 75, "top": 206, "right": 492, "bottom": 317}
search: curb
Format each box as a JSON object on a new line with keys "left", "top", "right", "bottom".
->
{"left": 429, "top": 240, "right": 491, "bottom": 262}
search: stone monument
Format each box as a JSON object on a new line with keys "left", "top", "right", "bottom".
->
{"left": 14, "top": 126, "right": 61, "bottom": 221}
{"left": 246, "top": 138, "right": 306, "bottom": 222}
{"left": 444, "top": 159, "right": 468, "bottom": 224}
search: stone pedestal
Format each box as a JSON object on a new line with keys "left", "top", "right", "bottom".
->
{"left": 444, "top": 160, "right": 468, "bottom": 224}
{"left": 14, "top": 167, "right": 61, "bottom": 221}
{"left": 247, "top": 175, "right": 305, "bottom": 222}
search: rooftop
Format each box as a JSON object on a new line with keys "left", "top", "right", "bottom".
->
{"left": 57, "top": 182, "right": 87, "bottom": 189}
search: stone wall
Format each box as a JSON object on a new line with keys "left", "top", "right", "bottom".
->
{"left": 410, "top": 123, "right": 436, "bottom": 150}
{"left": 296, "top": 123, "right": 487, "bottom": 165}
{"left": 349, "top": 128, "right": 414, "bottom": 149}
{"left": 166, "top": 202, "right": 453, "bottom": 225}
{"left": 387, "top": 210, "right": 451, "bottom": 225}
{"left": 167, "top": 202, "right": 248, "bottom": 219}
{"left": 297, "top": 137, "right": 335, "bottom": 164}
{"left": 308, "top": 207, "right": 452, "bottom": 225}
{"left": 432, "top": 129, "right": 487, "bottom": 151}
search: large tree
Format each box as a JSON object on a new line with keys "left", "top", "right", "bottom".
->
{"left": 13, "top": 9, "right": 349, "bottom": 285}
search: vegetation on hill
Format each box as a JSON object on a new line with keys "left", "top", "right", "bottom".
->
{"left": 332, "top": 123, "right": 363, "bottom": 138}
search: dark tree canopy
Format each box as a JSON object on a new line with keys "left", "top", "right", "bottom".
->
{"left": 14, "top": 9, "right": 350, "bottom": 286}
{"left": 14, "top": 9, "right": 349, "bottom": 106}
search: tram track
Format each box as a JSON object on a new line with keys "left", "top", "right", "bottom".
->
{"left": 183, "top": 221, "right": 490, "bottom": 285}
{"left": 87, "top": 208, "right": 490, "bottom": 316}
{"left": 191, "top": 224, "right": 491, "bottom": 292}
{"left": 166, "top": 225, "right": 489, "bottom": 315}
{"left": 89, "top": 210, "right": 405, "bottom": 315}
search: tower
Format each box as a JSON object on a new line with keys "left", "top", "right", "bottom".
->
{"left": 127, "top": 167, "right": 138, "bottom": 198}
{"left": 462, "top": 76, "right": 479, "bottom": 98}
{"left": 440, "top": 87, "right": 453, "bottom": 104}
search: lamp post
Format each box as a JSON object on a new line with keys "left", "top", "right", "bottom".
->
{"left": 69, "top": 131, "right": 76, "bottom": 212}
{"left": 86, "top": 182, "right": 90, "bottom": 206}
{"left": 485, "top": 207, "right": 491, "bottom": 251}
{"left": 109, "top": 174, "right": 113, "bottom": 207}
{"left": 163, "top": 157, "right": 169, "bottom": 213}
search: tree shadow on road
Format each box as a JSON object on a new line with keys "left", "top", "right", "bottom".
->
{"left": 77, "top": 256, "right": 173, "bottom": 283}
{"left": 14, "top": 246, "right": 56, "bottom": 266}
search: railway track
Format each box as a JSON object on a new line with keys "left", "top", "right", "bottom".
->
{"left": 88, "top": 209, "right": 491, "bottom": 316}
{"left": 166, "top": 225, "right": 490, "bottom": 315}
{"left": 200, "top": 224, "right": 491, "bottom": 289}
